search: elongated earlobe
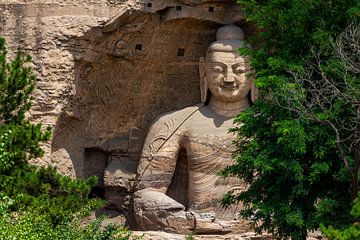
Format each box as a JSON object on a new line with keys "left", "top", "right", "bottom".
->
{"left": 199, "top": 57, "right": 208, "bottom": 103}
{"left": 251, "top": 80, "right": 259, "bottom": 103}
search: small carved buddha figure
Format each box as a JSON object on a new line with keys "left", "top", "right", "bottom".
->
{"left": 133, "top": 25, "right": 257, "bottom": 233}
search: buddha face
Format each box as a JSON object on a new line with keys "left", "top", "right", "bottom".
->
{"left": 205, "top": 51, "right": 252, "bottom": 103}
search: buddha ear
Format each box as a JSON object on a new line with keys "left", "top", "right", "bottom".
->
{"left": 251, "top": 79, "right": 259, "bottom": 103}
{"left": 199, "top": 57, "right": 208, "bottom": 103}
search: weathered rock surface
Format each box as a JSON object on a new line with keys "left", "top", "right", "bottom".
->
{"left": 0, "top": 0, "right": 245, "bottom": 180}
{"left": 133, "top": 189, "right": 193, "bottom": 233}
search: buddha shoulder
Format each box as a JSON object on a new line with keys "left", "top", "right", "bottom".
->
{"left": 141, "top": 104, "right": 202, "bottom": 160}
{"left": 147, "top": 104, "right": 202, "bottom": 133}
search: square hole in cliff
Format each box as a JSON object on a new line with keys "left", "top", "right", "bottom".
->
{"left": 208, "top": 6, "right": 215, "bottom": 12}
{"left": 135, "top": 44, "right": 143, "bottom": 50}
{"left": 177, "top": 48, "right": 185, "bottom": 57}
{"left": 176, "top": 6, "right": 182, "bottom": 11}
{"left": 147, "top": 2, "right": 152, "bottom": 8}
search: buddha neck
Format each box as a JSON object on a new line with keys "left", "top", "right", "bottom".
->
{"left": 208, "top": 97, "right": 250, "bottom": 117}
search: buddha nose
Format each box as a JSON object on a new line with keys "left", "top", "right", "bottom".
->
{"left": 224, "top": 69, "right": 236, "bottom": 83}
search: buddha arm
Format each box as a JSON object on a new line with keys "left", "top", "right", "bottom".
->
{"left": 136, "top": 131, "right": 182, "bottom": 193}
{"left": 135, "top": 105, "right": 200, "bottom": 192}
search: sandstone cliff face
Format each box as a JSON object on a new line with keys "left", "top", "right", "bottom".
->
{"left": 0, "top": 0, "right": 244, "bottom": 180}
{"left": 0, "top": 0, "right": 131, "bottom": 175}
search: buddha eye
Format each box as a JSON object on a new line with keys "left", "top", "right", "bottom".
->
{"left": 234, "top": 68, "right": 246, "bottom": 74}
{"left": 211, "top": 66, "right": 224, "bottom": 73}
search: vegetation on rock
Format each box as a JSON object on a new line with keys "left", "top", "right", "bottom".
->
{"left": 221, "top": 1, "right": 360, "bottom": 240}
{"left": 0, "top": 37, "right": 133, "bottom": 239}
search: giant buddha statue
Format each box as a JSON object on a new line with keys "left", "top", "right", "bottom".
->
{"left": 133, "top": 25, "right": 257, "bottom": 234}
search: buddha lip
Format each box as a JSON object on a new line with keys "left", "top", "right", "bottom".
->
{"left": 221, "top": 85, "right": 238, "bottom": 90}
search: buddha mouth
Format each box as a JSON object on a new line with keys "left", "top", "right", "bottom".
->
{"left": 221, "top": 83, "right": 238, "bottom": 90}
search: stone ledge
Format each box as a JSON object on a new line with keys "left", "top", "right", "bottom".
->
{"left": 133, "top": 231, "right": 272, "bottom": 240}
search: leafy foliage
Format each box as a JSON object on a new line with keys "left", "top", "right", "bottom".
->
{"left": 0, "top": 212, "right": 134, "bottom": 240}
{"left": 0, "top": 165, "right": 102, "bottom": 225}
{"left": 221, "top": 1, "right": 360, "bottom": 239}
{"left": 0, "top": 38, "right": 51, "bottom": 173}
{"left": 321, "top": 193, "right": 360, "bottom": 240}
{"left": 0, "top": 38, "right": 35, "bottom": 125}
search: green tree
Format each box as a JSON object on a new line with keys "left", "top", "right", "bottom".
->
{"left": 221, "top": 1, "right": 359, "bottom": 240}
{"left": 0, "top": 37, "right": 51, "bottom": 173}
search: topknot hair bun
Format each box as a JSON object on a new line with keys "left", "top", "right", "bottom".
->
{"left": 216, "top": 25, "right": 245, "bottom": 41}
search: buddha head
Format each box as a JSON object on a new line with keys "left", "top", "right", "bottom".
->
{"left": 200, "top": 25, "right": 258, "bottom": 104}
